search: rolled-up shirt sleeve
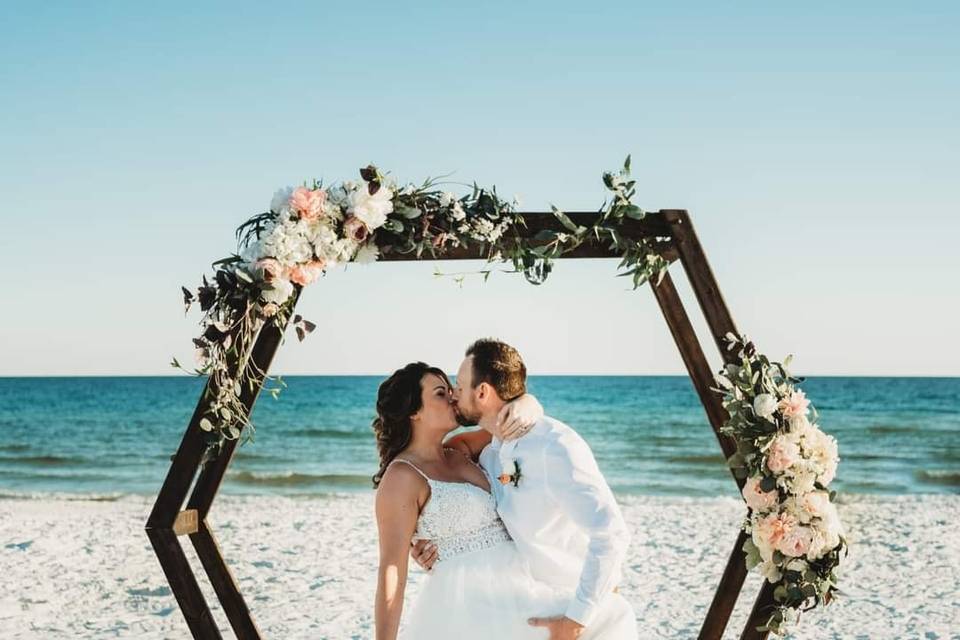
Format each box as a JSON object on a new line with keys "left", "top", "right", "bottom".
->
{"left": 542, "top": 433, "right": 631, "bottom": 627}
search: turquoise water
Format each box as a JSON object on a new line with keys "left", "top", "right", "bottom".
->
{"left": 0, "top": 376, "right": 957, "bottom": 498}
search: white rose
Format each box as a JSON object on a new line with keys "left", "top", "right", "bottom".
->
{"left": 800, "top": 490, "right": 831, "bottom": 519}
{"left": 753, "top": 394, "right": 778, "bottom": 420}
{"left": 805, "top": 429, "right": 839, "bottom": 486}
{"left": 348, "top": 185, "right": 394, "bottom": 230}
{"left": 788, "top": 464, "right": 818, "bottom": 494}
{"left": 451, "top": 201, "right": 466, "bottom": 221}
{"left": 440, "top": 191, "right": 456, "bottom": 207}
{"left": 261, "top": 278, "right": 293, "bottom": 304}
{"left": 501, "top": 459, "right": 517, "bottom": 476}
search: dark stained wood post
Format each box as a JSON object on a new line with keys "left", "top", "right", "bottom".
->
{"left": 148, "top": 210, "right": 772, "bottom": 639}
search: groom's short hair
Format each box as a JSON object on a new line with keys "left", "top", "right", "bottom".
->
{"left": 465, "top": 338, "right": 526, "bottom": 401}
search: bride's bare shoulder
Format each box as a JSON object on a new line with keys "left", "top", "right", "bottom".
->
{"left": 376, "top": 460, "right": 428, "bottom": 502}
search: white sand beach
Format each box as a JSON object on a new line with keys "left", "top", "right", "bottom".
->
{"left": 0, "top": 493, "right": 957, "bottom": 639}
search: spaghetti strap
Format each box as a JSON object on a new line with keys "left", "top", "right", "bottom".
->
{"left": 389, "top": 457, "right": 433, "bottom": 483}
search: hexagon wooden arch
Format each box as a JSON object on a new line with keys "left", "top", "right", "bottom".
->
{"left": 146, "top": 209, "right": 776, "bottom": 639}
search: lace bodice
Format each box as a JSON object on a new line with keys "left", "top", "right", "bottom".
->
{"left": 390, "top": 456, "right": 512, "bottom": 564}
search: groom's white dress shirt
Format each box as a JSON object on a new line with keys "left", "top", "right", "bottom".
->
{"left": 479, "top": 415, "right": 631, "bottom": 627}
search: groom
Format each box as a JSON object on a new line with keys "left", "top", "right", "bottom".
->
{"left": 412, "top": 338, "right": 637, "bottom": 640}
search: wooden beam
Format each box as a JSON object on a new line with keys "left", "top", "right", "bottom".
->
{"left": 146, "top": 527, "right": 223, "bottom": 639}
{"left": 146, "top": 378, "right": 217, "bottom": 530}
{"left": 187, "top": 288, "right": 300, "bottom": 520}
{"left": 377, "top": 211, "right": 674, "bottom": 262}
{"left": 650, "top": 270, "right": 740, "bottom": 466}
{"left": 661, "top": 210, "right": 775, "bottom": 640}
{"left": 191, "top": 520, "right": 263, "bottom": 640}
{"left": 662, "top": 210, "right": 739, "bottom": 355}
{"left": 741, "top": 583, "right": 778, "bottom": 640}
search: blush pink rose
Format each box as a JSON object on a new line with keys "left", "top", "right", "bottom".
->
{"left": 776, "top": 524, "right": 814, "bottom": 558}
{"left": 779, "top": 390, "right": 810, "bottom": 419}
{"left": 285, "top": 262, "right": 322, "bottom": 286}
{"left": 742, "top": 476, "right": 779, "bottom": 512}
{"left": 254, "top": 258, "right": 282, "bottom": 283}
{"left": 289, "top": 187, "right": 327, "bottom": 222}
{"left": 766, "top": 435, "right": 800, "bottom": 474}
{"left": 343, "top": 216, "right": 370, "bottom": 242}
{"left": 757, "top": 512, "right": 797, "bottom": 549}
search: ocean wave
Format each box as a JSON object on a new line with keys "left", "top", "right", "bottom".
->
{"left": 914, "top": 469, "right": 960, "bottom": 486}
{"left": 665, "top": 454, "right": 726, "bottom": 465}
{"left": 286, "top": 428, "right": 365, "bottom": 440}
{"left": 227, "top": 470, "right": 370, "bottom": 488}
{"left": 867, "top": 424, "right": 917, "bottom": 434}
{"left": 0, "top": 491, "right": 127, "bottom": 502}
{"left": 0, "top": 454, "right": 88, "bottom": 467}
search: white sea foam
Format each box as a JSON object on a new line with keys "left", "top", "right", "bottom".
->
{"left": 0, "top": 493, "right": 957, "bottom": 638}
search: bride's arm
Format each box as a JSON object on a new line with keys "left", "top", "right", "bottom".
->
{"left": 374, "top": 466, "right": 423, "bottom": 640}
{"left": 444, "top": 393, "right": 544, "bottom": 461}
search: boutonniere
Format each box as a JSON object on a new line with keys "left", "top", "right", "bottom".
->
{"left": 498, "top": 457, "right": 522, "bottom": 487}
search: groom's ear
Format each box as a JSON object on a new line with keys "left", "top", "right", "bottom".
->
{"left": 475, "top": 381, "right": 489, "bottom": 402}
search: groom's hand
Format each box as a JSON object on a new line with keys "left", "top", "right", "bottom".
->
{"left": 527, "top": 615, "right": 584, "bottom": 640}
{"left": 409, "top": 539, "right": 438, "bottom": 571}
{"left": 499, "top": 393, "right": 543, "bottom": 441}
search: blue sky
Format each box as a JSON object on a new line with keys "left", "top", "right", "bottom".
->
{"left": 1, "top": 2, "right": 957, "bottom": 376}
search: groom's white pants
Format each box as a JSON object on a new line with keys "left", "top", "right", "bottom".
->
{"left": 578, "top": 592, "right": 637, "bottom": 640}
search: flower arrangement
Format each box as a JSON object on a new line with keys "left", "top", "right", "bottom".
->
{"left": 175, "top": 158, "right": 670, "bottom": 460}
{"left": 714, "top": 333, "right": 848, "bottom": 636}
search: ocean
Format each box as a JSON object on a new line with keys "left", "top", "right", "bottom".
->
{"left": 0, "top": 376, "right": 957, "bottom": 499}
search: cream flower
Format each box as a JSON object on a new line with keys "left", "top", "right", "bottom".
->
{"left": 270, "top": 186, "right": 294, "bottom": 214}
{"left": 753, "top": 393, "right": 778, "bottom": 420}
{"left": 742, "top": 475, "right": 779, "bottom": 512}
{"left": 766, "top": 435, "right": 800, "bottom": 473}
{"left": 348, "top": 184, "right": 394, "bottom": 230}
{"left": 260, "top": 278, "right": 294, "bottom": 304}
{"left": 777, "top": 524, "right": 814, "bottom": 557}
{"left": 354, "top": 243, "right": 380, "bottom": 265}
{"left": 759, "top": 559, "right": 782, "bottom": 583}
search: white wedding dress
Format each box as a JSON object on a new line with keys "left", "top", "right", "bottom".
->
{"left": 391, "top": 457, "right": 570, "bottom": 639}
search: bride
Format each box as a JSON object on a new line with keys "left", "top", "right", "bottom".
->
{"left": 372, "top": 361, "right": 568, "bottom": 640}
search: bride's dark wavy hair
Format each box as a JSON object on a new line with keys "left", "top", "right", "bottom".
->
{"left": 371, "top": 361, "right": 451, "bottom": 488}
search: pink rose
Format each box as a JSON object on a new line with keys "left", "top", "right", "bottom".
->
{"left": 254, "top": 258, "right": 282, "bottom": 283}
{"left": 757, "top": 512, "right": 797, "bottom": 549}
{"left": 779, "top": 390, "right": 810, "bottom": 419}
{"left": 343, "top": 216, "right": 369, "bottom": 242}
{"left": 742, "top": 476, "right": 779, "bottom": 512}
{"left": 766, "top": 435, "right": 800, "bottom": 474}
{"left": 776, "top": 524, "right": 814, "bottom": 557}
{"left": 285, "top": 262, "right": 322, "bottom": 286}
{"left": 289, "top": 187, "right": 327, "bottom": 222}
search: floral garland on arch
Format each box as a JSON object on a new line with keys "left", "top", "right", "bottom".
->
{"left": 714, "top": 334, "right": 848, "bottom": 636}
{"left": 174, "top": 157, "right": 671, "bottom": 461}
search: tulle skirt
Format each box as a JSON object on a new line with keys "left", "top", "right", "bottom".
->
{"left": 402, "top": 539, "right": 566, "bottom": 639}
